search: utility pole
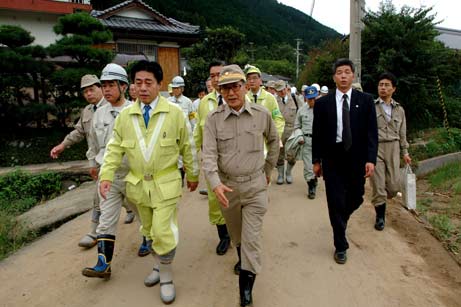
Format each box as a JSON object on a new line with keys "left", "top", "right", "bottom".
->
{"left": 349, "top": 0, "right": 365, "bottom": 83}
{"left": 295, "top": 38, "right": 302, "bottom": 81}
{"left": 248, "top": 42, "right": 255, "bottom": 63}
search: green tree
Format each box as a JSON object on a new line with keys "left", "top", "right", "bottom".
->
{"left": 297, "top": 38, "right": 348, "bottom": 88}
{"left": 0, "top": 25, "right": 52, "bottom": 128}
{"left": 361, "top": 1, "right": 460, "bottom": 129}
{"left": 182, "top": 26, "right": 245, "bottom": 96}
{"left": 47, "top": 12, "right": 113, "bottom": 127}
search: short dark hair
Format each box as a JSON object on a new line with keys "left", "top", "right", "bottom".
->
{"left": 378, "top": 72, "right": 397, "bottom": 87}
{"left": 332, "top": 58, "right": 355, "bottom": 74}
{"left": 208, "top": 60, "right": 226, "bottom": 71}
{"left": 130, "top": 60, "right": 163, "bottom": 83}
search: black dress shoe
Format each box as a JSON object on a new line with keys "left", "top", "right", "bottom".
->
{"left": 334, "top": 250, "right": 347, "bottom": 264}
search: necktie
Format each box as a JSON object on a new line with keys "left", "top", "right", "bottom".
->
{"left": 218, "top": 95, "right": 223, "bottom": 106}
{"left": 342, "top": 94, "right": 352, "bottom": 150}
{"left": 93, "top": 105, "right": 97, "bottom": 112}
{"left": 110, "top": 110, "right": 119, "bottom": 119}
{"left": 143, "top": 105, "right": 151, "bottom": 128}
{"left": 253, "top": 94, "right": 258, "bottom": 103}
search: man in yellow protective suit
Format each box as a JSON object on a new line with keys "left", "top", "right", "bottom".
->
{"left": 194, "top": 60, "right": 232, "bottom": 256}
{"left": 99, "top": 60, "right": 199, "bottom": 304}
{"left": 244, "top": 64, "right": 285, "bottom": 138}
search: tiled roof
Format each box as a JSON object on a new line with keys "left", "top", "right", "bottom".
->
{"left": 98, "top": 16, "right": 199, "bottom": 35}
{"left": 91, "top": 0, "right": 199, "bottom": 35}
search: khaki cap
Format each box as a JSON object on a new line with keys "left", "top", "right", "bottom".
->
{"left": 266, "top": 80, "right": 276, "bottom": 88}
{"left": 80, "top": 74, "right": 100, "bottom": 89}
{"left": 273, "top": 80, "right": 286, "bottom": 91}
{"left": 218, "top": 64, "right": 246, "bottom": 86}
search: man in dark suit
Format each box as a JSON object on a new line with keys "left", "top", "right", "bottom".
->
{"left": 312, "top": 58, "right": 378, "bottom": 264}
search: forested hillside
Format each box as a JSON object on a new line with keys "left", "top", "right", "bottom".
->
{"left": 92, "top": 0, "right": 340, "bottom": 47}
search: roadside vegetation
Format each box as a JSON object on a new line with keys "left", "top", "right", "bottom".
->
{"left": 0, "top": 171, "right": 62, "bottom": 260}
{"left": 410, "top": 128, "right": 461, "bottom": 163}
{"left": 416, "top": 161, "right": 461, "bottom": 263}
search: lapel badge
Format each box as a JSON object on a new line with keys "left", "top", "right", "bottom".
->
{"left": 355, "top": 105, "right": 359, "bottom": 108}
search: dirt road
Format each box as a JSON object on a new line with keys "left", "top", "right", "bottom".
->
{"left": 1, "top": 165, "right": 460, "bottom": 307}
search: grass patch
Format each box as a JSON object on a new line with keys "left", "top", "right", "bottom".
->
{"left": 417, "top": 160, "right": 461, "bottom": 263}
{"left": 0, "top": 170, "right": 62, "bottom": 260}
{"left": 410, "top": 127, "right": 461, "bottom": 162}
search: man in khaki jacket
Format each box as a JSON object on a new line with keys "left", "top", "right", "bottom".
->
{"left": 202, "top": 65, "right": 279, "bottom": 307}
{"left": 370, "top": 72, "right": 411, "bottom": 230}
{"left": 274, "top": 80, "right": 298, "bottom": 184}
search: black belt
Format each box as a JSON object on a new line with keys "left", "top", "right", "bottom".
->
{"left": 304, "top": 133, "right": 313, "bottom": 137}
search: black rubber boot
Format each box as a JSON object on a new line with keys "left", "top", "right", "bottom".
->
{"left": 234, "top": 245, "right": 241, "bottom": 275}
{"left": 82, "top": 234, "right": 115, "bottom": 280}
{"left": 239, "top": 270, "right": 256, "bottom": 307}
{"left": 307, "top": 178, "right": 317, "bottom": 199}
{"left": 374, "top": 203, "right": 386, "bottom": 231}
{"left": 216, "top": 224, "right": 231, "bottom": 255}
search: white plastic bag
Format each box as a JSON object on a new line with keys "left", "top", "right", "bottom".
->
{"left": 400, "top": 164, "right": 417, "bottom": 210}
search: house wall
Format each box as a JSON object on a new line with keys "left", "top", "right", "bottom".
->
{"left": 0, "top": 10, "right": 60, "bottom": 46}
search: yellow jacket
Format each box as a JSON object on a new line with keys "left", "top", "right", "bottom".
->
{"left": 246, "top": 88, "right": 285, "bottom": 137}
{"left": 100, "top": 96, "right": 199, "bottom": 208}
{"left": 194, "top": 90, "right": 219, "bottom": 150}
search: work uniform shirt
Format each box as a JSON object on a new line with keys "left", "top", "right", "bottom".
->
{"left": 99, "top": 96, "right": 199, "bottom": 208}
{"left": 202, "top": 99, "right": 279, "bottom": 190}
{"left": 375, "top": 98, "right": 409, "bottom": 156}
{"left": 277, "top": 94, "right": 297, "bottom": 132}
{"left": 168, "top": 94, "right": 196, "bottom": 131}
{"left": 294, "top": 103, "right": 314, "bottom": 135}
{"left": 294, "top": 103, "right": 315, "bottom": 181}
{"left": 62, "top": 98, "right": 107, "bottom": 148}
{"left": 87, "top": 99, "right": 132, "bottom": 171}
{"left": 194, "top": 90, "right": 220, "bottom": 150}
{"left": 246, "top": 88, "right": 285, "bottom": 137}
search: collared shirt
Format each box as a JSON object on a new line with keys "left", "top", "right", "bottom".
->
{"left": 294, "top": 103, "right": 314, "bottom": 135}
{"left": 62, "top": 98, "right": 108, "bottom": 148}
{"left": 335, "top": 88, "right": 352, "bottom": 143}
{"left": 202, "top": 100, "right": 280, "bottom": 190}
{"left": 141, "top": 97, "right": 159, "bottom": 119}
{"left": 378, "top": 98, "right": 394, "bottom": 122}
{"left": 87, "top": 99, "right": 132, "bottom": 168}
{"left": 375, "top": 98, "right": 409, "bottom": 156}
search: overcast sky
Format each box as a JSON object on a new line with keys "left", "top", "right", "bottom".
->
{"left": 278, "top": 0, "right": 460, "bottom": 35}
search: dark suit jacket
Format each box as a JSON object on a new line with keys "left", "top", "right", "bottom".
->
{"left": 312, "top": 89, "right": 378, "bottom": 169}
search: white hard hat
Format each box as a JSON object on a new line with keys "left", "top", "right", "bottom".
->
{"left": 291, "top": 86, "right": 297, "bottom": 94}
{"left": 311, "top": 83, "right": 320, "bottom": 91}
{"left": 320, "top": 85, "right": 329, "bottom": 94}
{"left": 100, "top": 63, "right": 128, "bottom": 84}
{"left": 301, "top": 85, "right": 308, "bottom": 92}
{"left": 171, "top": 76, "right": 185, "bottom": 88}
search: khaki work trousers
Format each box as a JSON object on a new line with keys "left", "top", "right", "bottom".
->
{"left": 96, "top": 174, "right": 137, "bottom": 236}
{"left": 220, "top": 172, "right": 268, "bottom": 274}
{"left": 370, "top": 140, "right": 401, "bottom": 206}
{"left": 277, "top": 126, "right": 296, "bottom": 166}
{"left": 301, "top": 136, "right": 315, "bottom": 181}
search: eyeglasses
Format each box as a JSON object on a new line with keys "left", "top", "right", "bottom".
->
{"left": 220, "top": 83, "right": 242, "bottom": 94}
